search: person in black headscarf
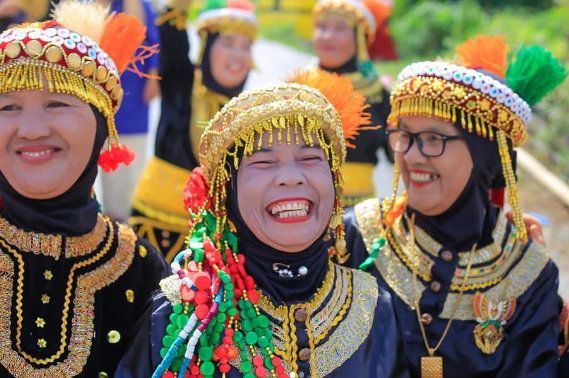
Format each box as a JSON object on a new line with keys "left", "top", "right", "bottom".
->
{"left": 0, "top": 2, "right": 168, "bottom": 376}
{"left": 310, "top": 0, "right": 397, "bottom": 207}
{"left": 344, "top": 36, "right": 566, "bottom": 378}
{"left": 116, "top": 73, "right": 411, "bottom": 378}
{"left": 129, "top": 0, "right": 257, "bottom": 262}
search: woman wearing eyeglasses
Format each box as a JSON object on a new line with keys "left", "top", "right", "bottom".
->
{"left": 344, "top": 36, "right": 566, "bottom": 378}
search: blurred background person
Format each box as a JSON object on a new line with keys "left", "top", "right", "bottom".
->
{"left": 129, "top": 0, "right": 257, "bottom": 261}
{"left": 311, "top": 0, "right": 398, "bottom": 208}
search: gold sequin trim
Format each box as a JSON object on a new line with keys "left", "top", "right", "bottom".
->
{"left": 312, "top": 269, "right": 378, "bottom": 377}
{"left": 0, "top": 214, "right": 107, "bottom": 260}
{"left": 0, "top": 223, "right": 136, "bottom": 376}
{"left": 355, "top": 198, "right": 425, "bottom": 309}
{"left": 65, "top": 214, "right": 108, "bottom": 258}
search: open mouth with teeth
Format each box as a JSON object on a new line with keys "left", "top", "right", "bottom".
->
{"left": 16, "top": 146, "right": 62, "bottom": 164}
{"left": 409, "top": 170, "right": 440, "bottom": 186}
{"left": 266, "top": 199, "right": 312, "bottom": 223}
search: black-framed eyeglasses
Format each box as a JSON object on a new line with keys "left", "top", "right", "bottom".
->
{"left": 386, "top": 129, "right": 463, "bottom": 158}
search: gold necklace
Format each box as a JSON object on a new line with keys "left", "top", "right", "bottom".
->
{"left": 409, "top": 214, "right": 476, "bottom": 378}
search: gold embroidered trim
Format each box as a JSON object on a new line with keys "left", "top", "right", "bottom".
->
{"left": 312, "top": 266, "right": 351, "bottom": 343}
{"left": 65, "top": 214, "right": 108, "bottom": 258}
{"left": 258, "top": 260, "right": 336, "bottom": 322}
{"left": 450, "top": 232, "right": 521, "bottom": 290}
{"left": 312, "top": 269, "right": 378, "bottom": 377}
{"left": 441, "top": 241, "right": 549, "bottom": 320}
{"left": 414, "top": 213, "right": 507, "bottom": 263}
{"left": 389, "top": 226, "right": 433, "bottom": 281}
{"left": 355, "top": 198, "right": 425, "bottom": 309}
{"left": 0, "top": 223, "right": 136, "bottom": 376}
{"left": 0, "top": 214, "right": 107, "bottom": 260}
{"left": 355, "top": 198, "right": 551, "bottom": 320}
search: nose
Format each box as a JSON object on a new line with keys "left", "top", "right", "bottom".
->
{"left": 275, "top": 162, "right": 306, "bottom": 187}
{"left": 16, "top": 108, "right": 51, "bottom": 140}
{"left": 403, "top": 136, "right": 428, "bottom": 165}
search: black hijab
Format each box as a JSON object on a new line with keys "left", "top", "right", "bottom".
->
{"left": 200, "top": 32, "right": 249, "bottom": 99}
{"left": 319, "top": 54, "right": 358, "bottom": 75}
{"left": 0, "top": 106, "right": 108, "bottom": 236}
{"left": 226, "top": 164, "right": 330, "bottom": 306}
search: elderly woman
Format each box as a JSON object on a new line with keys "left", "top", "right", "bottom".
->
{"left": 130, "top": 0, "right": 257, "bottom": 261}
{"left": 310, "top": 0, "right": 397, "bottom": 206}
{"left": 0, "top": 1, "right": 168, "bottom": 376}
{"left": 117, "top": 71, "right": 410, "bottom": 378}
{"left": 346, "top": 36, "right": 566, "bottom": 378}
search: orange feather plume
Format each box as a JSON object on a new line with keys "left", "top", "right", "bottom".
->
{"left": 456, "top": 35, "right": 510, "bottom": 78}
{"left": 99, "top": 13, "right": 151, "bottom": 74}
{"left": 289, "top": 69, "right": 373, "bottom": 148}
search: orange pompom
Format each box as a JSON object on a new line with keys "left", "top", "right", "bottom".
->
{"left": 456, "top": 35, "right": 510, "bottom": 78}
{"left": 289, "top": 69, "right": 373, "bottom": 148}
{"left": 99, "top": 13, "right": 148, "bottom": 74}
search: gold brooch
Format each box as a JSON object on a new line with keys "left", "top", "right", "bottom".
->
{"left": 473, "top": 292, "right": 516, "bottom": 354}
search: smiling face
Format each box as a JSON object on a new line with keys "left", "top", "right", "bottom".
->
{"left": 236, "top": 131, "right": 335, "bottom": 253}
{"left": 209, "top": 33, "right": 253, "bottom": 88}
{"left": 313, "top": 15, "right": 356, "bottom": 69}
{"left": 396, "top": 116, "right": 473, "bottom": 216}
{"left": 0, "top": 89, "right": 97, "bottom": 199}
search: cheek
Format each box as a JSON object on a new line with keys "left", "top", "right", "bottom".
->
{"left": 209, "top": 46, "right": 226, "bottom": 73}
{"left": 395, "top": 153, "right": 410, "bottom": 184}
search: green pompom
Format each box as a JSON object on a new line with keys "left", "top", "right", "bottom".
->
{"left": 506, "top": 45, "right": 568, "bottom": 107}
{"left": 203, "top": 0, "right": 228, "bottom": 12}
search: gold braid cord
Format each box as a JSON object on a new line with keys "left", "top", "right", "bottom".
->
{"left": 496, "top": 129, "right": 526, "bottom": 241}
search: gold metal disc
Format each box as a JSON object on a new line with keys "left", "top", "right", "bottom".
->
{"left": 67, "top": 52, "right": 82, "bottom": 71}
{"left": 45, "top": 46, "right": 62, "bottom": 63}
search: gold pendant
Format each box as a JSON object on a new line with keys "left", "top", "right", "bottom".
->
{"left": 421, "top": 356, "right": 443, "bottom": 378}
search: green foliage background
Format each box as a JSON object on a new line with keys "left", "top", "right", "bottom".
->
{"left": 381, "top": 0, "right": 569, "bottom": 181}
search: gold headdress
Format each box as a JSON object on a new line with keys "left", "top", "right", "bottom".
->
{"left": 197, "top": 69, "right": 370, "bottom": 262}
{"left": 0, "top": 0, "right": 157, "bottom": 171}
{"left": 386, "top": 35, "right": 567, "bottom": 241}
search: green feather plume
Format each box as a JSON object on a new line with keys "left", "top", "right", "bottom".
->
{"left": 506, "top": 45, "right": 567, "bottom": 107}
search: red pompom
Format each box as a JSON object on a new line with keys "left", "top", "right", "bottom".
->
{"left": 98, "top": 143, "right": 136, "bottom": 172}
{"left": 183, "top": 167, "right": 211, "bottom": 214}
